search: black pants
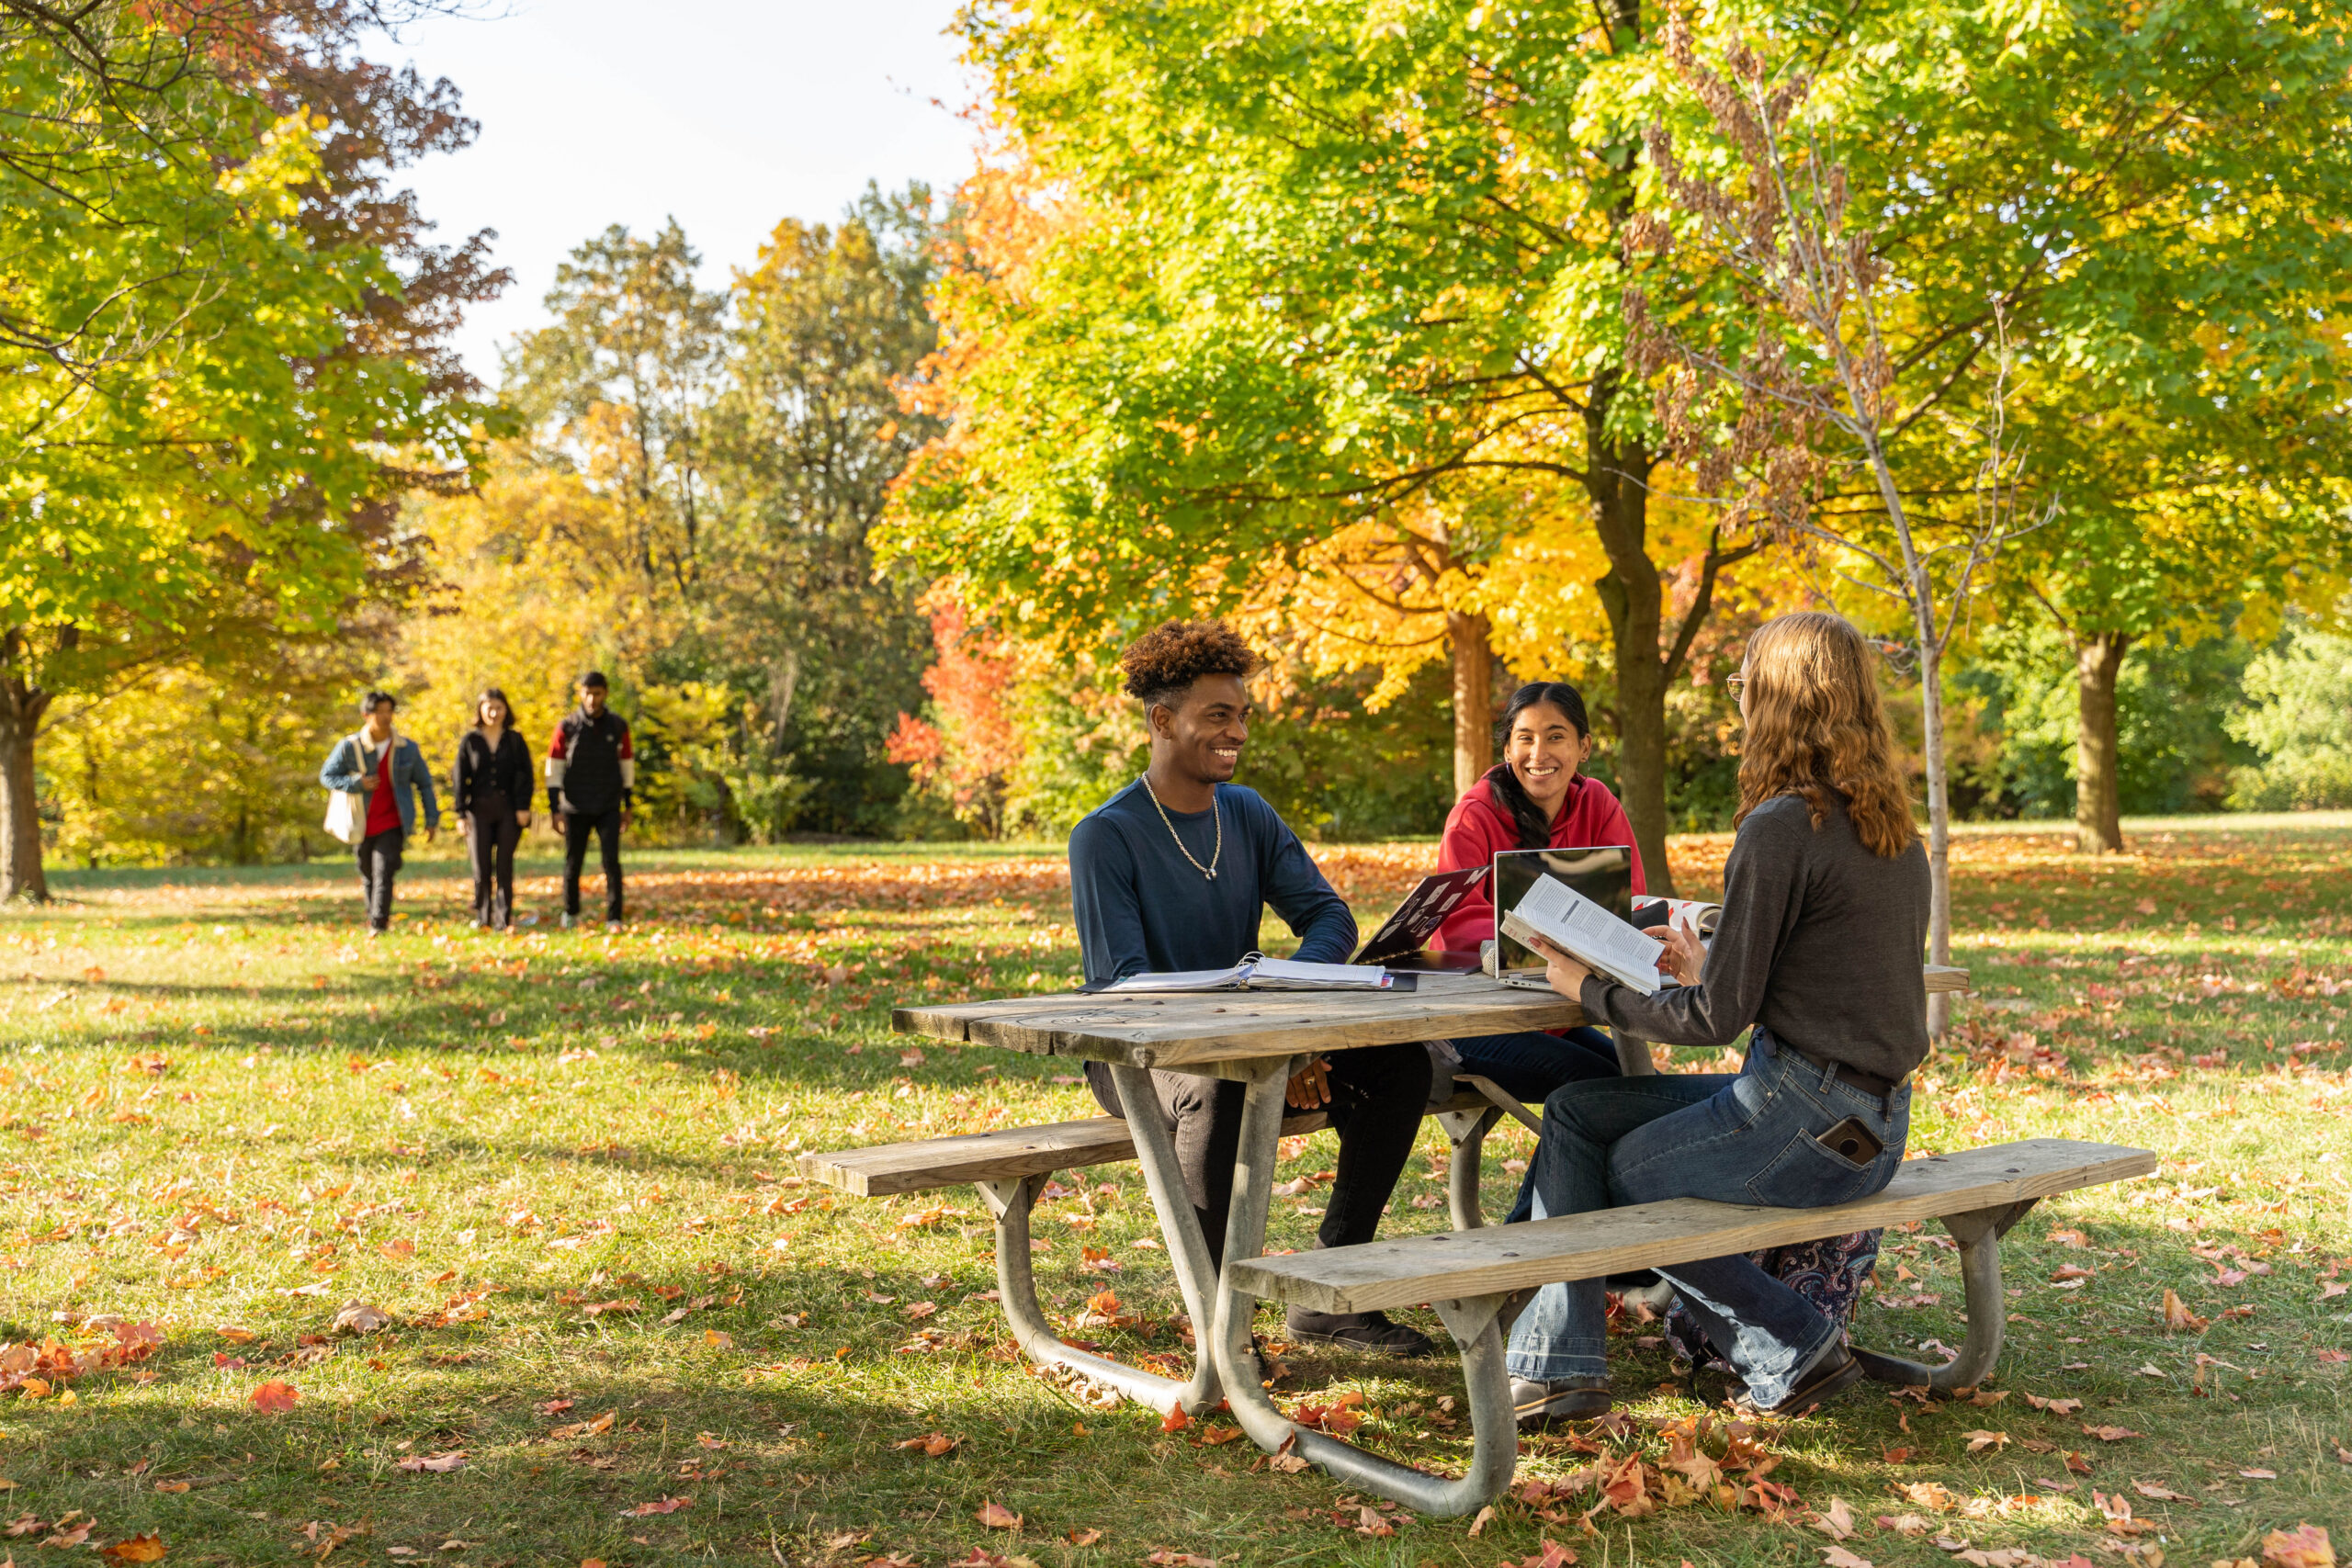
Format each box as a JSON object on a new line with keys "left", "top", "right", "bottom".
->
{"left": 466, "top": 789, "right": 521, "bottom": 928}
{"left": 356, "top": 827, "right": 404, "bottom": 931}
{"left": 1086, "top": 1041, "right": 1430, "bottom": 1265}
{"left": 561, "top": 807, "right": 624, "bottom": 920}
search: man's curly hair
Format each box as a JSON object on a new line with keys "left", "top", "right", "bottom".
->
{"left": 1121, "top": 619, "right": 1261, "bottom": 712}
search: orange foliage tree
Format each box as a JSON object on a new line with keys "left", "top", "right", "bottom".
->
{"left": 887, "top": 588, "right": 1025, "bottom": 837}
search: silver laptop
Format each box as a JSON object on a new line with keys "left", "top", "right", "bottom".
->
{"left": 1491, "top": 845, "right": 1637, "bottom": 988}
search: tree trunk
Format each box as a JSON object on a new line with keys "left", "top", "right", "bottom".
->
{"left": 1860, "top": 442, "right": 1951, "bottom": 1037}
{"left": 1446, "top": 610, "right": 1494, "bottom": 797}
{"left": 0, "top": 661, "right": 51, "bottom": 904}
{"left": 2073, "top": 630, "right": 2129, "bottom": 855}
{"left": 1583, "top": 379, "right": 1677, "bottom": 897}
{"left": 1917, "top": 631, "right": 1952, "bottom": 1038}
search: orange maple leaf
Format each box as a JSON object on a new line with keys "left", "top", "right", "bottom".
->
{"left": 248, "top": 1382, "right": 300, "bottom": 1414}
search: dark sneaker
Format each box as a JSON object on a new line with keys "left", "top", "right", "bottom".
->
{"left": 1731, "top": 1343, "right": 1865, "bottom": 1418}
{"left": 1283, "top": 1307, "right": 1435, "bottom": 1357}
{"left": 1511, "top": 1375, "right": 1611, "bottom": 1427}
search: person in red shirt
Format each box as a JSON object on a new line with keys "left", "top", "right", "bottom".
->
{"left": 319, "top": 692, "right": 439, "bottom": 936}
{"left": 1432, "top": 682, "right": 1645, "bottom": 1117}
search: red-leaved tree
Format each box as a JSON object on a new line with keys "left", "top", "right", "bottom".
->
{"left": 887, "top": 588, "right": 1023, "bottom": 836}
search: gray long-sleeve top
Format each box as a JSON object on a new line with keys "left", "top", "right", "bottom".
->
{"left": 1578, "top": 793, "right": 1931, "bottom": 1082}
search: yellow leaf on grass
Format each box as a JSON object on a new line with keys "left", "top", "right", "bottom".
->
{"left": 102, "top": 1534, "right": 166, "bottom": 1563}
{"left": 2161, "top": 1290, "right": 2207, "bottom": 1333}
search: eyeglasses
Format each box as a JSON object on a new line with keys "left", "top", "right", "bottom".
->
{"left": 1725, "top": 674, "right": 1747, "bottom": 695}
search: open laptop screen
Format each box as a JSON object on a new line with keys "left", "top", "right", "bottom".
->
{"left": 1491, "top": 846, "right": 1636, "bottom": 973}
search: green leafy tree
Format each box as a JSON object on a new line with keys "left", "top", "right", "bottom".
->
{"left": 2227, "top": 616, "right": 2352, "bottom": 811}
{"left": 0, "top": 0, "right": 500, "bottom": 900}
{"left": 505, "top": 220, "right": 726, "bottom": 607}
{"left": 700, "top": 191, "right": 943, "bottom": 837}
{"left": 1623, "top": 0, "right": 2352, "bottom": 1009}
{"left": 459, "top": 193, "right": 942, "bottom": 841}
{"left": 886, "top": 0, "right": 1770, "bottom": 893}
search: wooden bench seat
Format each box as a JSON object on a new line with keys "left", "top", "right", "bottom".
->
{"left": 1207, "top": 1136, "right": 2155, "bottom": 1517}
{"left": 1229, "top": 1138, "right": 2156, "bottom": 1313}
{"left": 798, "top": 1086, "right": 1531, "bottom": 1414}
{"left": 800, "top": 1087, "right": 1516, "bottom": 1208}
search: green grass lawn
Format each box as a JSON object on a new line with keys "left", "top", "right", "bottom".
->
{"left": 0, "top": 822, "right": 2345, "bottom": 1567}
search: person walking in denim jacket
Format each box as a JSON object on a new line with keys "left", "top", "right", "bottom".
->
{"left": 1505, "top": 613, "right": 1930, "bottom": 1426}
{"left": 320, "top": 692, "right": 441, "bottom": 935}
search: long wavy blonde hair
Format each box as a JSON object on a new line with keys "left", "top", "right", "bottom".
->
{"left": 1736, "top": 613, "right": 1918, "bottom": 859}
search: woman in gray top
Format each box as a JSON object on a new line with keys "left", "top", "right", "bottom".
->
{"left": 1506, "top": 612, "right": 1930, "bottom": 1425}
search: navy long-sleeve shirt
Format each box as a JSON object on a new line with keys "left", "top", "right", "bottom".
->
{"left": 1069, "top": 781, "right": 1355, "bottom": 985}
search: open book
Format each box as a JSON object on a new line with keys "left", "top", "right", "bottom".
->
{"left": 1500, "top": 873, "right": 1666, "bottom": 994}
{"left": 1085, "top": 955, "right": 1397, "bottom": 994}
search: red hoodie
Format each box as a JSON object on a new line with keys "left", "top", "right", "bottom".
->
{"left": 1433, "top": 772, "right": 1647, "bottom": 953}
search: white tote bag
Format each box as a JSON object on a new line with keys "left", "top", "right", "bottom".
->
{"left": 322, "top": 732, "right": 369, "bottom": 845}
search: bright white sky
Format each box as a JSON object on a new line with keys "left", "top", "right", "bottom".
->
{"left": 384, "top": 0, "right": 981, "bottom": 387}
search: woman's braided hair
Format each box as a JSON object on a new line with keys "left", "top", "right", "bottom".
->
{"left": 1121, "top": 620, "right": 1261, "bottom": 712}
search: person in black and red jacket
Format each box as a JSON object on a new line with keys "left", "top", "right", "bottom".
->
{"left": 547, "top": 671, "right": 635, "bottom": 930}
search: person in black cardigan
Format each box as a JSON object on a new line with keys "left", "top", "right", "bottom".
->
{"left": 454, "top": 688, "right": 535, "bottom": 930}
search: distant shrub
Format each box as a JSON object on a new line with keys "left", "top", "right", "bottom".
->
{"left": 2226, "top": 621, "right": 2352, "bottom": 810}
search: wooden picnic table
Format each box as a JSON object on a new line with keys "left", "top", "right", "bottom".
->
{"left": 895, "top": 974, "right": 1599, "bottom": 1506}
{"left": 889, "top": 964, "right": 1985, "bottom": 1515}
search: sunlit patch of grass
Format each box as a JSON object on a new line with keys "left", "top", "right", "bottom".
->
{"left": 0, "top": 826, "right": 2342, "bottom": 1565}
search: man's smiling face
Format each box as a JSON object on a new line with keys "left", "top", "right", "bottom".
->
{"left": 1154, "top": 673, "right": 1250, "bottom": 785}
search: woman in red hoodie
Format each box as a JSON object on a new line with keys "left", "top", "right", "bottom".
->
{"left": 1434, "top": 682, "right": 1645, "bottom": 1111}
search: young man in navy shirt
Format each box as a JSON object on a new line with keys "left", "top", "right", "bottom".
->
{"left": 1070, "top": 620, "right": 1433, "bottom": 1356}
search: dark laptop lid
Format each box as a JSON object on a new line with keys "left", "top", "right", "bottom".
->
{"left": 1351, "top": 863, "right": 1491, "bottom": 965}
{"left": 1492, "top": 846, "right": 1635, "bottom": 972}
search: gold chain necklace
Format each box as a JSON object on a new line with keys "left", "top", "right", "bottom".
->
{"left": 1140, "top": 775, "right": 1222, "bottom": 882}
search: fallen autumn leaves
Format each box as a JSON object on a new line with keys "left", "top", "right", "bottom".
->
{"left": 3, "top": 829, "right": 2347, "bottom": 1565}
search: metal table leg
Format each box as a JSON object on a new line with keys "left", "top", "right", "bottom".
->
{"left": 1207, "top": 1065, "right": 1524, "bottom": 1517}
{"left": 1854, "top": 1199, "right": 2036, "bottom": 1392}
{"left": 1103, "top": 1061, "right": 1242, "bottom": 1414}
{"left": 1434, "top": 1100, "right": 1504, "bottom": 1232}
{"left": 977, "top": 1170, "right": 1216, "bottom": 1415}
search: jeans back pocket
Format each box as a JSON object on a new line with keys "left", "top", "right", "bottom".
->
{"left": 1745, "top": 1126, "right": 1882, "bottom": 1209}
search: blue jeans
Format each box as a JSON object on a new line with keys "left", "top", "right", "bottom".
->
{"left": 1452, "top": 1028, "right": 1622, "bottom": 1224}
{"left": 1503, "top": 1026, "right": 1908, "bottom": 1407}
{"left": 1453, "top": 1027, "right": 1622, "bottom": 1103}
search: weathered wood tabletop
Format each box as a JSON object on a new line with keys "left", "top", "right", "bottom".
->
{"left": 891, "top": 972, "right": 1586, "bottom": 1069}
{"left": 894, "top": 964, "right": 1971, "bottom": 1071}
